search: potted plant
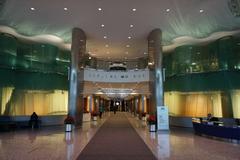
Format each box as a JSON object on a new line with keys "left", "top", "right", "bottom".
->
{"left": 64, "top": 114, "right": 75, "bottom": 132}
{"left": 91, "top": 112, "right": 98, "bottom": 121}
{"left": 147, "top": 115, "right": 156, "bottom": 132}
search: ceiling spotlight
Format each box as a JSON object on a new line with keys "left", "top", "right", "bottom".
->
{"left": 130, "top": 24, "right": 134, "bottom": 28}
{"left": 98, "top": 8, "right": 102, "bottom": 11}
{"left": 128, "top": 36, "right": 132, "bottom": 39}
{"left": 132, "top": 8, "right": 136, "bottom": 12}
{"left": 105, "top": 44, "right": 109, "bottom": 47}
{"left": 199, "top": 9, "right": 204, "bottom": 13}
{"left": 64, "top": 8, "right": 68, "bottom": 11}
{"left": 101, "top": 24, "right": 105, "bottom": 27}
{"left": 30, "top": 7, "right": 35, "bottom": 11}
{"left": 89, "top": 57, "right": 92, "bottom": 60}
{"left": 104, "top": 36, "right": 107, "bottom": 39}
{"left": 166, "top": 8, "right": 170, "bottom": 12}
{"left": 126, "top": 45, "right": 130, "bottom": 48}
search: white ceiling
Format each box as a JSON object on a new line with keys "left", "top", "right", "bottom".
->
{"left": 1, "top": 0, "right": 240, "bottom": 60}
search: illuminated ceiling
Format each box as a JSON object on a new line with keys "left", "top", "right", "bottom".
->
{"left": 0, "top": 0, "right": 240, "bottom": 60}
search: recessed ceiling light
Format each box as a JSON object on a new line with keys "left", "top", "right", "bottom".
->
{"left": 105, "top": 44, "right": 109, "bottom": 47}
{"left": 30, "top": 7, "right": 35, "bottom": 11}
{"left": 132, "top": 8, "right": 136, "bottom": 12}
{"left": 166, "top": 8, "right": 170, "bottom": 12}
{"left": 199, "top": 9, "right": 204, "bottom": 13}
{"left": 130, "top": 24, "right": 134, "bottom": 28}
{"left": 98, "top": 8, "right": 102, "bottom": 11}
{"left": 104, "top": 36, "right": 107, "bottom": 39}
{"left": 64, "top": 8, "right": 68, "bottom": 11}
{"left": 101, "top": 24, "right": 105, "bottom": 27}
{"left": 89, "top": 57, "right": 92, "bottom": 60}
{"left": 126, "top": 45, "right": 130, "bottom": 48}
{"left": 128, "top": 36, "right": 132, "bottom": 39}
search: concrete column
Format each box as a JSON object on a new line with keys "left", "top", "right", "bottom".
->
{"left": 68, "top": 28, "right": 86, "bottom": 125}
{"left": 87, "top": 95, "right": 93, "bottom": 112}
{"left": 141, "top": 95, "right": 146, "bottom": 113}
{"left": 148, "top": 29, "right": 164, "bottom": 113}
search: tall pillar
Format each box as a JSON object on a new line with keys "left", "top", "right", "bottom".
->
{"left": 68, "top": 28, "right": 86, "bottom": 125}
{"left": 148, "top": 29, "right": 164, "bottom": 113}
{"left": 141, "top": 95, "right": 147, "bottom": 113}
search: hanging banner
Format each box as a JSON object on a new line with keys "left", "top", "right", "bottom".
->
{"left": 157, "top": 106, "right": 169, "bottom": 130}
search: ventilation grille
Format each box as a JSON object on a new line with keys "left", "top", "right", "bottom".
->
{"left": 228, "top": 0, "right": 240, "bottom": 17}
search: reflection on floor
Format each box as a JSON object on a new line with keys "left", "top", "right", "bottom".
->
{"left": 0, "top": 112, "right": 239, "bottom": 160}
{"left": 0, "top": 114, "right": 108, "bottom": 160}
{"left": 127, "top": 113, "right": 240, "bottom": 160}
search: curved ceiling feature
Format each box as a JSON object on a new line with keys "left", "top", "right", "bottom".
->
{"left": 0, "top": 0, "right": 240, "bottom": 59}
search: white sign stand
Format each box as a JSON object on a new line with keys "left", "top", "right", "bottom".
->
{"left": 157, "top": 106, "right": 169, "bottom": 130}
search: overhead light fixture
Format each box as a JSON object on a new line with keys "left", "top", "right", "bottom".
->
{"left": 30, "top": 7, "right": 35, "bottom": 11}
{"left": 166, "top": 8, "right": 170, "bottom": 12}
{"left": 105, "top": 44, "right": 109, "bottom": 47}
{"left": 64, "top": 8, "right": 68, "bottom": 11}
{"left": 192, "top": 62, "right": 196, "bottom": 65}
{"left": 89, "top": 57, "right": 92, "bottom": 60}
{"left": 148, "top": 62, "right": 153, "bottom": 65}
{"left": 104, "top": 36, "right": 107, "bottom": 39}
{"left": 128, "top": 36, "right": 132, "bottom": 39}
{"left": 126, "top": 45, "right": 130, "bottom": 48}
{"left": 199, "top": 9, "right": 204, "bottom": 13}
{"left": 98, "top": 8, "right": 102, "bottom": 11}
{"left": 101, "top": 24, "right": 105, "bottom": 27}
{"left": 132, "top": 8, "right": 136, "bottom": 12}
{"left": 130, "top": 24, "right": 134, "bottom": 28}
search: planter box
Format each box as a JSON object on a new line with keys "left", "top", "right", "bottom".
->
{"left": 65, "top": 124, "right": 73, "bottom": 132}
{"left": 142, "top": 117, "right": 146, "bottom": 121}
{"left": 149, "top": 124, "right": 156, "bottom": 132}
{"left": 83, "top": 113, "right": 91, "bottom": 122}
{"left": 93, "top": 116, "right": 97, "bottom": 121}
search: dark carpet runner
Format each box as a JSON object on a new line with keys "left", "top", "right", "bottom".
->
{"left": 77, "top": 113, "right": 156, "bottom": 160}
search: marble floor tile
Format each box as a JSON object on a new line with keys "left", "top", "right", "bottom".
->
{"left": 127, "top": 113, "right": 240, "bottom": 160}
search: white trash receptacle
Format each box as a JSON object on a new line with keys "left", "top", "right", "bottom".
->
{"left": 65, "top": 124, "right": 72, "bottom": 132}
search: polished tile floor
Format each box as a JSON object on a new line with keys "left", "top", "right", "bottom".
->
{"left": 0, "top": 112, "right": 239, "bottom": 160}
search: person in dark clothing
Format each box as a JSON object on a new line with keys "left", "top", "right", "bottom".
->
{"left": 99, "top": 105, "right": 104, "bottom": 119}
{"left": 29, "top": 112, "right": 39, "bottom": 128}
{"left": 113, "top": 106, "right": 117, "bottom": 114}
